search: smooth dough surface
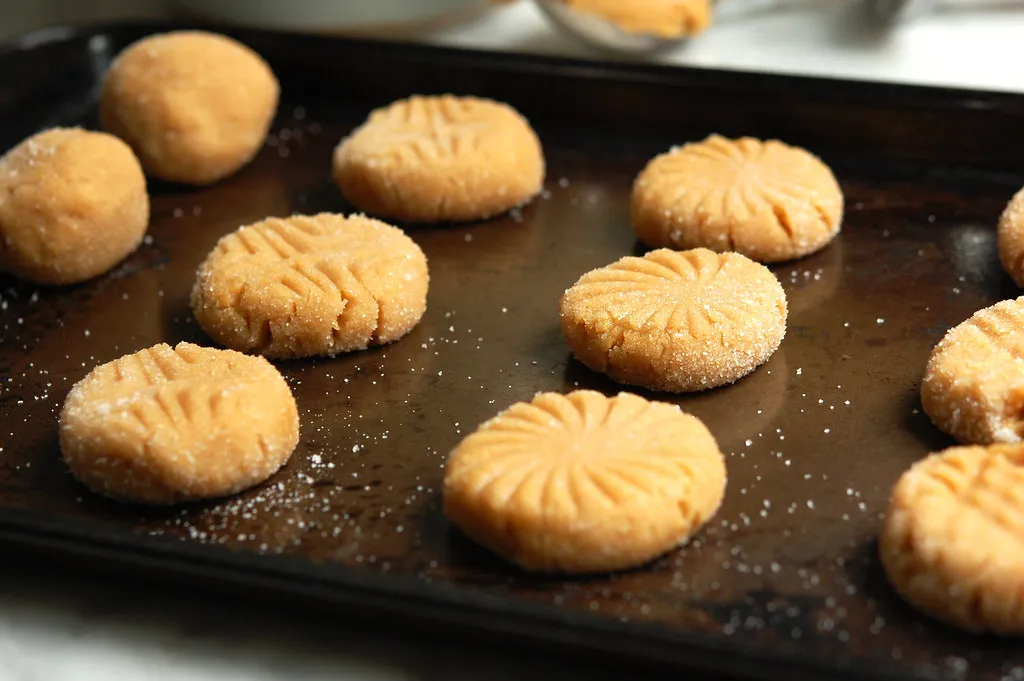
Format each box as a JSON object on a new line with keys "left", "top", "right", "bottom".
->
{"left": 191, "top": 213, "right": 429, "bottom": 359}
{"left": 631, "top": 135, "right": 843, "bottom": 263}
{"left": 563, "top": 0, "right": 712, "bottom": 37}
{"left": 333, "top": 95, "right": 544, "bottom": 223}
{"left": 59, "top": 342, "right": 299, "bottom": 505}
{"left": 100, "top": 30, "right": 279, "bottom": 185}
{"left": 0, "top": 127, "right": 148, "bottom": 285}
{"left": 998, "top": 187, "right": 1024, "bottom": 287}
{"left": 443, "top": 390, "right": 726, "bottom": 573}
{"left": 880, "top": 444, "right": 1024, "bottom": 634}
{"left": 922, "top": 297, "right": 1024, "bottom": 445}
{"left": 560, "top": 248, "right": 787, "bottom": 392}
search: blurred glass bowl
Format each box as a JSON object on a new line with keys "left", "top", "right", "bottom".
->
{"left": 172, "top": 0, "right": 490, "bottom": 35}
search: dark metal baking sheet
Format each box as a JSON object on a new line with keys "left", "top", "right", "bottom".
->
{"left": 1, "top": 21, "right": 1023, "bottom": 681}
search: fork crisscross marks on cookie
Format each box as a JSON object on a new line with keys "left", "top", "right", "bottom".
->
{"left": 922, "top": 297, "right": 1024, "bottom": 445}
{"left": 443, "top": 390, "right": 726, "bottom": 573}
{"left": 191, "top": 213, "right": 428, "bottom": 359}
{"left": 59, "top": 342, "right": 299, "bottom": 505}
{"left": 357, "top": 96, "right": 492, "bottom": 165}
{"left": 560, "top": 248, "right": 787, "bottom": 393}
{"left": 333, "top": 95, "right": 545, "bottom": 223}
{"left": 880, "top": 445, "right": 1024, "bottom": 633}
{"left": 631, "top": 135, "right": 843, "bottom": 263}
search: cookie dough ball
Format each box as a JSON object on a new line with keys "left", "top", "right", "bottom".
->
{"left": 443, "top": 390, "right": 726, "bottom": 573}
{"left": 632, "top": 135, "right": 843, "bottom": 263}
{"left": 922, "top": 297, "right": 1024, "bottom": 444}
{"left": 880, "top": 443, "right": 1024, "bottom": 633}
{"left": 0, "top": 127, "right": 148, "bottom": 285}
{"left": 191, "top": 213, "right": 429, "bottom": 359}
{"left": 333, "top": 95, "right": 545, "bottom": 223}
{"left": 100, "top": 31, "right": 279, "bottom": 186}
{"left": 998, "top": 187, "right": 1024, "bottom": 287}
{"left": 560, "top": 248, "right": 788, "bottom": 392}
{"left": 59, "top": 342, "right": 299, "bottom": 505}
{"left": 563, "top": 0, "right": 712, "bottom": 38}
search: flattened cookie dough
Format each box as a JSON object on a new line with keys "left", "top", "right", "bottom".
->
{"left": 632, "top": 135, "right": 843, "bottom": 263}
{"left": 922, "top": 297, "right": 1024, "bottom": 444}
{"left": 880, "top": 444, "right": 1024, "bottom": 634}
{"left": 0, "top": 127, "right": 148, "bottom": 285}
{"left": 562, "top": 0, "right": 712, "bottom": 38}
{"left": 998, "top": 187, "right": 1024, "bottom": 287}
{"left": 100, "top": 31, "right": 279, "bottom": 185}
{"left": 192, "top": 213, "right": 429, "bottom": 359}
{"left": 560, "top": 248, "right": 787, "bottom": 392}
{"left": 59, "top": 342, "right": 299, "bottom": 505}
{"left": 443, "top": 390, "right": 726, "bottom": 573}
{"left": 333, "top": 95, "right": 545, "bottom": 223}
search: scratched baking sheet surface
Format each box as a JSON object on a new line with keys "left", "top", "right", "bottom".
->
{"left": 1, "top": 23, "right": 1024, "bottom": 681}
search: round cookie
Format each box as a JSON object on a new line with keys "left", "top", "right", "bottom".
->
{"left": 880, "top": 443, "right": 1024, "bottom": 634}
{"left": 998, "top": 187, "right": 1024, "bottom": 287}
{"left": 191, "top": 213, "right": 429, "bottom": 359}
{"left": 59, "top": 342, "right": 299, "bottom": 505}
{"left": 631, "top": 135, "right": 843, "bottom": 263}
{"left": 443, "top": 390, "right": 726, "bottom": 573}
{"left": 332, "top": 95, "right": 545, "bottom": 223}
{"left": 563, "top": 0, "right": 712, "bottom": 38}
{"left": 100, "top": 30, "right": 279, "bottom": 186}
{"left": 559, "top": 247, "right": 788, "bottom": 392}
{"left": 0, "top": 127, "right": 148, "bottom": 285}
{"left": 922, "top": 297, "right": 1024, "bottom": 444}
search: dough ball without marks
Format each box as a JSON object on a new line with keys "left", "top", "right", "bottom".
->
{"left": 100, "top": 31, "right": 279, "bottom": 186}
{"left": 0, "top": 127, "right": 149, "bottom": 285}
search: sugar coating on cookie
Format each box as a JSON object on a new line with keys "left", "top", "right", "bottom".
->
{"left": 191, "top": 213, "right": 429, "bottom": 359}
{"left": 922, "top": 297, "right": 1024, "bottom": 445}
{"left": 880, "top": 444, "right": 1024, "bottom": 634}
{"left": 443, "top": 390, "right": 726, "bottom": 573}
{"left": 560, "top": 248, "right": 787, "bottom": 393}
{"left": 998, "top": 187, "right": 1024, "bottom": 287}
{"left": 632, "top": 135, "right": 843, "bottom": 263}
{"left": 59, "top": 342, "right": 299, "bottom": 505}
{"left": 563, "top": 0, "right": 711, "bottom": 37}
{"left": 0, "top": 127, "right": 148, "bottom": 285}
{"left": 100, "top": 31, "right": 279, "bottom": 186}
{"left": 333, "top": 95, "right": 545, "bottom": 223}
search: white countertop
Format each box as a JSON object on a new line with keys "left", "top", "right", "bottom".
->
{"left": 3, "top": 2, "right": 1024, "bottom": 680}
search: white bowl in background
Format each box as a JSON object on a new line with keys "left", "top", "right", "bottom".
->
{"left": 172, "top": 0, "right": 491, "bottom": 34}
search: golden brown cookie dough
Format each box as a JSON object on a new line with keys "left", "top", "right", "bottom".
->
{"left": 880, "top": 443, "right": 1024, "bottom": 634}
{"left": 563, "top": 0, "right": 712, "bottom": 38}
{"left": 59, "top": 342, "right": 299, "bottom": 505}
{"left": 632, "top": 135, "right": 843, "bottom": 263}
{"left": 0, "top": 127, "right": 148, "bottom": 285}
{"left": 100, "top": 30, "right": 279, "bottom": 186}
{"left": 191, "top": 213, "right": 429, "bottom": 359}
{"left": 922, "top": 297, "right": 1024, "bottom": 445}
{"left": 560, "top": 248, "right": 787, "bottom": 392}
{"left": 333, "top": 95, "right": 544, "bottom": 223}
{"left": 998, "top": 187, "right": 1024, "bottom": 287}
{"left": 443, "top": 390, "right": 726, "bottom": 573}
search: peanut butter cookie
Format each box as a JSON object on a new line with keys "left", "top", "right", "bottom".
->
{"left": 0, "top": 127, "right": 148, "bottom": 285}
{"left": 632, "top": 135, "right": 843, "bottom": 263}
{"left": 881, "top": 443, "right": 1024, "bottom": 634}
{"left": 333, "top": 95, "right": 544, "bottom": 223}
{"left": 443, "top": 390, "right": 726, "bottom": 573}
{"left": 560, "top": 248, "right": 787, "bottom": 392}
{"left": 59, "top": 342, "right": 299, "bottom": 505}
{"left": 101, "top": 31, "right": 279, "bottom": 185}
{"left": 562, "top": 0, "right": 711, "bottom": 38}
{"left": 922, "top": 297, "right": 1024, "bottom": 444}
{"left": 998, "top": 187, "right": 1024, "bottom": 287}
{"left": 191, "top": 213, "right": 428, "bottom": 359}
